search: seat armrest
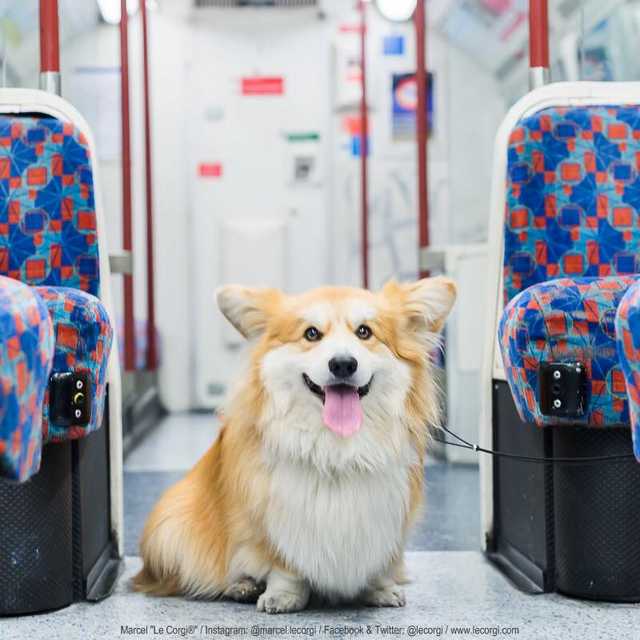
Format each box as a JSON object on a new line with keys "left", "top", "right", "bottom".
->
{"left": 34, "top": 286, "right": 113, "bottom": 442}
{"left": 499, "top": 275, "right": 637, "bottom": 427}
{"left": 615, "top": 281, "right": 640, "bottom": 461}
{"left": 0, "top": 277, "right": 54, "bottom": 481}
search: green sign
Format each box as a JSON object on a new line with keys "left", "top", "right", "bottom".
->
{"left": 285, "top": 132, "right": 320, "bottom": 143}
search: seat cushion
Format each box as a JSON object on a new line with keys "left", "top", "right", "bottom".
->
{"left": 35, "top": 286, "right": 113, "bottom": 442}
{"left": 504, "top": 105, "right": 640, "bottom": 304}
{"left": 499, "top": 275, "right": 638, "bottom": 427}
{"left": 0, "top": 116, "right": 100, "bottom": 295}
{"left": 0, "top": 276, "right": 54, "bottom": 481}
{"left": 615, "top": 281, "right": 640, "bottom": 461}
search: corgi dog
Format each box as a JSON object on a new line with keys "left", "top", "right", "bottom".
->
{"left": 133, "top": 277, "right": 456, "bottom": 613}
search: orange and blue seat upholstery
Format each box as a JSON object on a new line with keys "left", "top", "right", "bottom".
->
{"left": 616, "top": 281, "right": 640, "bottom": 461}
{"left": 497, "top": 105, "right": 640, "bottom": 460}
{"left": 500, "top": 275, "right": 637, "bottom": 428}
{"left": 0, "top": 115, "right": 112, "bottom": 481}
{"left": 0, "top": 277, "right": 54, "bottom": 480}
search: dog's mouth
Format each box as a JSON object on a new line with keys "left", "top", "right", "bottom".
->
{"left": 302, "top": 374, "right": 372, "bottom": 438}
{"left": 302, "top": 374, "right": 371, "bottom": 400}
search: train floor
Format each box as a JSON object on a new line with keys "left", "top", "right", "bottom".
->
{"left": 6, "top": 414, "right": 637, "bottom": 639}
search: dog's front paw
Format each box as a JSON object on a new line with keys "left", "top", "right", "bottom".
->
{"left": 363, "top": 585, "right": 406, "bottom": 608}
{"left": 224, "top": 577, "right": 266, "bottom": 603}
{"left": 257, "top": 589, "right": 309, "bottom": 614}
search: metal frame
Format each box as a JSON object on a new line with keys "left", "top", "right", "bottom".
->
{"left": 415, "top": 0, "right": 429, "bottom": 278}
{"left": 141, "top": 0, "right": 158, "bottom": 371}
{"left": 529, "top": 0, "right": 550, "bottom": 89}
{"left": 120, "top": 0, "right": 136, "bottom": 371}
{"left": 38, "top": 0, "right": 61, "bottom": 95}
{"left": 358, "top": 0, "right": 370, "bottom": 289}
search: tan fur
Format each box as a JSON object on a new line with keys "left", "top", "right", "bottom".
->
{"left": 133, "top": 278, "right": 456, "bottom": 600}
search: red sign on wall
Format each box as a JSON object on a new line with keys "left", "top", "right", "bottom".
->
{"left": 241, "top": 76, "right": 284, "bottom": 96}
{"left": 198, "top": 162, "right": 223, "bottom": 178}
{"left": 342, "top": 115, "right": 363, "bottom": 136}
{"left": 338, "top": 24, "right": 362, "bottom": 34}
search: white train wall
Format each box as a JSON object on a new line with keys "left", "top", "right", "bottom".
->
{"left": 182, "top": 2, "right": 505, "bottom": 408}
{"left": 0, "top": 0, "right": 505, "bottom": 411}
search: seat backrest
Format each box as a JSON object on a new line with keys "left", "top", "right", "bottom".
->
{"left": 504, "top": 104, "right": 640, "bottom": 303}
{"left": 0, "top": 115, "right": 100, "bottom": 294}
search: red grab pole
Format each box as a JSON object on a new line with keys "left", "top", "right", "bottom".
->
{"left": 359, "top": 0, "right": 369, "bottom": 289}
{"left": 39, "top": 0, "right": 59, "bottom": 72}
{"left": 120, "top": 0, "right": 136, "bottom": 371}
{"left": 415, "top": 0, "right": 429, "bottom": 278}
{"left": 529, "top": 0, "right": 550, "bottom": 88}
{"left": 141, "top": 0, "right": 157, "bottom": 371}
{"left": 39, "top": 0, "right": 61, "bottom": 95}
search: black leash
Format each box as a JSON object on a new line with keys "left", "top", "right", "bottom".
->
{"left": 432, "top": 424, "right": 637, "bottom": 465}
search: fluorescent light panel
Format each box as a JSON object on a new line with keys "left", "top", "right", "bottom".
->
{"left": 375, "top": 0, "right": 417, "bottom": 22}
{"left": 97, "top": 0, "right": 142, "bottom": 25}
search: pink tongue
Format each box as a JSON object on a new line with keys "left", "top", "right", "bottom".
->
{"left": 322, "top": 386, "right": 363, "bottom": 437}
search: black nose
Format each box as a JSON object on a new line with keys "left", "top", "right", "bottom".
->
{"left": 328, "top": 356, "right": 358, "bottom": 379}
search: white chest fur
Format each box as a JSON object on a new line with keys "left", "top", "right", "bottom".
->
{"left": 264, "top": 458, "right": 411, "bottom": 598}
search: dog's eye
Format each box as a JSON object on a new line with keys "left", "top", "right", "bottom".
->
{"left": 356, "top": 324, "right": 372, "bottom": 340}
{"left": 304, "top": 326, "right": 322, "bottom": 342}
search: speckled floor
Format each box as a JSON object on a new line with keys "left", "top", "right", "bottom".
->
{"left": 5, "top": 554, "right": 637, "bottom": 640}
{"left": 4, "top": 414, "right": 637, "bottom": 639}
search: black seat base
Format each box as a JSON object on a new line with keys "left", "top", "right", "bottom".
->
{"left": 488, "top": 380, "right": 640, "bottom": 603}
{"left": 0, "top": 402, "right": 121, "bottom": 616}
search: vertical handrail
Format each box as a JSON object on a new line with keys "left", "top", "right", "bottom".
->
{"left": 39, "top": 0, "right": 61, "bottom": 95}
{"left": 529, "top": 0, "right": 550, "bottom": 89}
{"left": 415, "top": 0, "right": 429, "bottom": 278}
{"left": 359, "top": 0, "right": 369, "bottom": 289}
{"left": 141, "top": 0, "right": 157, "bottom": 371}
{"left": 120, "top": 0, "right": 136, "bottom": 371}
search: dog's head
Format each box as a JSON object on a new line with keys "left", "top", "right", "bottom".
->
{"left": 217, "top": 278, "right": 456, "bottom": 471}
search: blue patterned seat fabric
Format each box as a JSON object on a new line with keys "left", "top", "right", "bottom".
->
{"left": 36, "top": 287, "right": 112, "bottom": 443}
{"left": 505, "top": 105, "right": 640, "bottom": 304}
{"left": 500, "top": 275, "right": 638, "bottom": 427}
{"left": 615, "top": 281, "right": 640, "bottom": 461}
{"left": 0, "top": 116, "right": 100, "bottom": 294}
{"left": 500, "top": 104, "right": 640, "bottom": 436}
{"left": 0, "top": 114, "right": 112, "bottom": 481}
{"left": 0, "top": 276, "right": 54, "bottom": 481}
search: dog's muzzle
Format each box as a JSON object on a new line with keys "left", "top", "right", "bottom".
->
{"left": 302, "top": 373, "right": 372, "bottom": 401}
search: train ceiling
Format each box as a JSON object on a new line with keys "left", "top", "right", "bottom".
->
{"left": 0, "top": 0, "right": 630, "bottom": 87}
{"left": 430, "top": 0, "right": 626, "bottom": 80}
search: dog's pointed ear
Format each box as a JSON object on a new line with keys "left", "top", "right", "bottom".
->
{"left": 216, "top": 285, "right": 283, "bottom": 339}
{"left": 383, "top": 276, "right": 457, "bottom": 334}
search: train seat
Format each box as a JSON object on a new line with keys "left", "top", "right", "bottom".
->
{"left": 0, "top": 115, "right": 113, "bottom": 482}
{"left": 498, "top": 104, "right": 640, "bottom": 454}
{"left": 483, "top": 84, "right": 640, "bottom": 602}
{"left": 36, "top": 286, "right": 113, "bottom": 444}
{"left": 499, "top": 275, "right": 638, "bottom": 430}
{"left": 0, "top": 93, "right": 122, "bottom": 616}
{"left": 0, "top": 283, "right": 112, "bottom": 481}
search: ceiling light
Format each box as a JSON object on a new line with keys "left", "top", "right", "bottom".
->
{"left": 375, "top": 0, "right": 417, "bottom": 22}
{"left": 97, "top": 0, "right": 141, "bottom": 25}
